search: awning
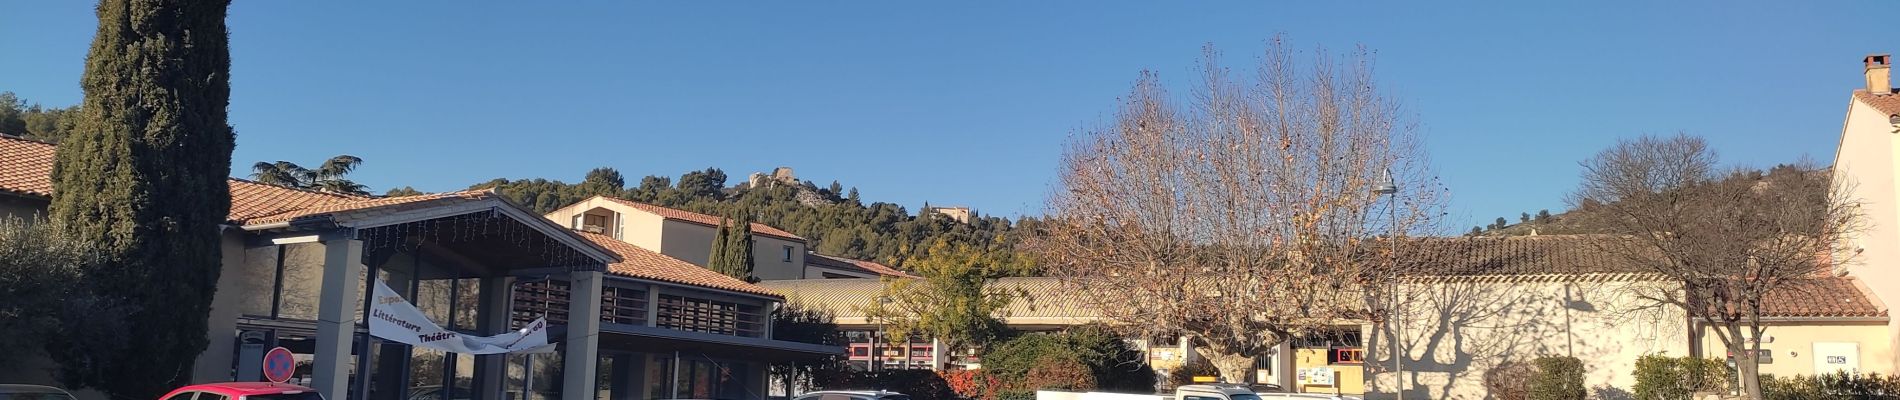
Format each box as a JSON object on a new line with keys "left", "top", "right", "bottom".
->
{"left": 597, "top": 324, "right": 844, "bottom": 363}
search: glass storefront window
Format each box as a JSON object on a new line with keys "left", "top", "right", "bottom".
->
{"left": 453, "top": 278, "right": 480, "bottom": 330}
{"left": 278, "top": 243, "right": 326, "bottom": 320}
{"left": 647, "top": 356, "right": 672, "bottom": 400}
{"left": 507, "top": 352, "right": 564, "bottom": 400}
{"left": 237, "top": 246, "right": 278, "bottom": 317}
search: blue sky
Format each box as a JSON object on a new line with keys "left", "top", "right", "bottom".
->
{"left": 1, "top": 2, "right": 1891, "bottom": 229}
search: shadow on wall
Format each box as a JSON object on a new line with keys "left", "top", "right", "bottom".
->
{"left": 1371, "top": 276, "right": 1684, "bottom": 399}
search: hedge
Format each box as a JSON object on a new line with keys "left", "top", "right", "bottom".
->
{"left": 1761, "top": 372, "right": 1900, "bottom": 400}
{"left": 1632, "top": 355, "right": 1729, "bottom": 399}
{"left": 1528, "top": 356, "right": 1586, "bottom": 400}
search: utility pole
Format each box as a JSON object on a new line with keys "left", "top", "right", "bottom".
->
{"left": 1372, "top": 167, "right": 1404, "bottom": 400}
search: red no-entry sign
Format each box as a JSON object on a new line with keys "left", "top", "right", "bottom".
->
{"left": 262, "top": 347, "right": 294, "bottom": 384}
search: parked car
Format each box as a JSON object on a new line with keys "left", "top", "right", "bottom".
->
{"left": 159, "top": 382, "right": 323, "bottom": 400}
{"left": 792, "top": 390, "right": 913, "bottom": 400}
{"left": 1037, "top": 384, "right": 1359, "bottom": 400}
{"left": 0, "top": 385, "right": 77, "bottom": 400}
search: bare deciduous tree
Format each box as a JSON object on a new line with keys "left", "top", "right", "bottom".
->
{"left": 1029, "top": 37, "right": 1446, "bottom": 383}
{"left": 1569, "top": 133, "right": 1862, "bottom": 399}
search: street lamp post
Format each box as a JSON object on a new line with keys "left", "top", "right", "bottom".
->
{"left": 1372, "top": 168, "right": 1403, "bottom": 400}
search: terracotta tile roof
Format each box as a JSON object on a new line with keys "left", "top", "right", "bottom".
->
{"left": 242, "top": 189, "right": 493, "bottom": 225}
{"left": 1758, "top": 277, "right": 1886, "bottom": 319}
{"left": 1, "top": 135, "right": 368, "bottom": 223}
{"left": 0, "top": 135, "right": 57, "bottom": 198}
{"left": 807, "top": 252, "right": 917, "bottom": 278}
{"left": 576, "top": 231, "right": 781, "bottom": 298}
{"left": 597, "top": 197, "right": 805, "bottom": 241}
{"left": 1855, "top": 89, "right": 1900, "bottom": 117}
{"left": 227, "top": 178, "right": 366, "bottom": 223}
{"left": 1403, "top": 235, "right": 1647, "bottom": 276}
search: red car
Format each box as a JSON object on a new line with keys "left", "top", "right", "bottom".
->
{"left": 158, "top": 382, "right": 323, "bottom": 400}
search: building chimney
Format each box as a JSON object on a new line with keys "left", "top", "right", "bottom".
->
{"left": 1868, "top": 53, "right": 1892, "bottom": 95}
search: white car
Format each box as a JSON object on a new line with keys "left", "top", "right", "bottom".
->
{"left": 0, "top": 385, "right": 78, "bottom": 400}
{"left": 792, "top": 390, "right": 914, "bottom": 400}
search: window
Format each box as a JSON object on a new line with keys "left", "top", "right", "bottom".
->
{"left": 783, "top": 245, "right": 794, "bottom": 262}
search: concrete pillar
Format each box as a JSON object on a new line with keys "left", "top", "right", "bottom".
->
{"left": 475, "top": 276, "right": 511, "bottom": 399}
{"left": 312, "top": 231, "right": 362, "bottom": 399}
{"left": 1274, "top": 341, "right": 1296, "bottom": 390}
{"left": 563, "top": 270, "right": 605, "bottom": 400}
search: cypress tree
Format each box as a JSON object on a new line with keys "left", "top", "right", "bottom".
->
{"left": 707, "top": 209, "right": 755, "bottom": 280}
{"left": 45, "top": 0, "right": 234, "bottom": 398}
{"left": 730, "top": 212, "right": 755, "bottom": 281}
{"left": 709, "top": 216, "right": 733, "bottom": 274}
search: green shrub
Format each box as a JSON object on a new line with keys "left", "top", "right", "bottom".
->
{"left": 1761, "top": 372, "right": 1900, "bottom": 400}
{"left": 1632, "top": 355, "right": 1729, "bottom": 399}
{"left": 1528, "top": 356, "right": 1586, "bottom": 400}
{"left": 981, "top": 324, "right": 1156, "bottom": 393}
{"left": 1483, "top": 361, "right": 1536, "bottom": 400}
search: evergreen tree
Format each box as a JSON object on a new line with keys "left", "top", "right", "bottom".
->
{"left": 45, "top": 0, "right": 235, "bottom": 397}
{"left": 1535, "top": 209, "right": 1553, "bottom": 223}
{"left": 384, "top": 186, "right": 426, "bottom": 197}
{"left": 578, "top": 167, "right": 625, "bottom": 197}
{"left": 249, "top": 155, "right": 367, "bottom": 195}
{"left": 847, "top": 187, "right": 861, "bottom": 206}
{"left": 1495, "top": 216, "right": 1509, "bottom": 228}
{"left": 707, "top": 209, "right": 755, "bottom": 280}
{"left": 677, "top": 167, "right": 727, "bottom": 199}
{"left": 1520, "top": 212, "right": 1531, "bottom": 223}
{"left": 1469, "top": 226, "right": 1483, "bottom": 236}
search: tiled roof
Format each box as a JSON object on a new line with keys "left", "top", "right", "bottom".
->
{"left": 598, "top": 197, "right": 805, "bottom": 241}
{"left": 757, "top": 277, "right": 1098, "bottom": 323}
{"left": 242, "top": 189, "right": 493, "bottom": 225}
{"left": 1, "top": 135, "right": 368, "bottom": 223}
{"left": 228, "top": 178, "right": 366, "bottom": 223}
{"left": 576, "top": 231, "right": 781, "bottom": 298}
{"left": 1856, "top": 89, "right": 1900, "bottom": 117}
{"left": 1403, "top": 235, "right": 1647, "bottom": 276}
{"left": 806, "top": 252, "right": 918, "bottom": 278}
{"left": 1758, "top": 277, "right": 1886, "bottom": 319}
{"left": 0, "top": 135, "right": 57, "bottom": 197}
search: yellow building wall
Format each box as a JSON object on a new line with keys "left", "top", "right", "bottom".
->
{"left": 1833, "top": 97, "right": 1900, "bottom": 374}
{"left": 1293, "top": 348, "right": 1365, "bottom": 395}
{"left": 1698, "top": 321, "right": 1894, "bottom": 377}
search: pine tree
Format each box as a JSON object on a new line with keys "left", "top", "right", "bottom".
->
{"left": 1495, "top": 216, "right": 1509, "bottom": 229}
{"left": 45, "top": 0, "right": 234, "bottom": 397}
{"left": 1520, "top": 212, "right": 1531, "bottom": 223}
{"left": 1469, "top": 226, "right": 1483, "bottom": 236}
{"left": 1535, "top": 209, "right": 1553, "bottom": 223}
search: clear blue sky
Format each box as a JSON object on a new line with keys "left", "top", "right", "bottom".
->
{"left": 1, "top": 2, "right": 1891, "bottom": 229}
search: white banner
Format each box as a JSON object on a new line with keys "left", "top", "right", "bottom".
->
{"left": 368, "top": 278, "right": 557, "bottom": 354}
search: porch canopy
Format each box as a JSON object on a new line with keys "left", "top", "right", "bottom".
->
{"left": 239, "top": 189, "right": 619, "bottom": 400}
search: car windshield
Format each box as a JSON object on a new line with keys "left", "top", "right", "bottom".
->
{"left": 0, "top": 394, "right": 77, "bottom": 400}
{"left": 1228, "top": 395, "right": 1262, "bottom": 400}
{"left": 246, "top": 393, "right": 325, "bottom": 400}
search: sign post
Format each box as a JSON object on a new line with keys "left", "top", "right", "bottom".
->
{"left": 263, "top": 346, "right": 295, "bottom": 384}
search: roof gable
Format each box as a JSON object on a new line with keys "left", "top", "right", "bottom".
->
{"left": 1855, "top": 90, "right": 1900, "bottom": 117}
{"left": 591, "top": 196, "right": 806, "bottom": 241}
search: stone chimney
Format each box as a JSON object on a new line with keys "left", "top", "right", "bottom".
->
{"left": 1868, "top": 53, "right": 1892, "bottom": 94}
